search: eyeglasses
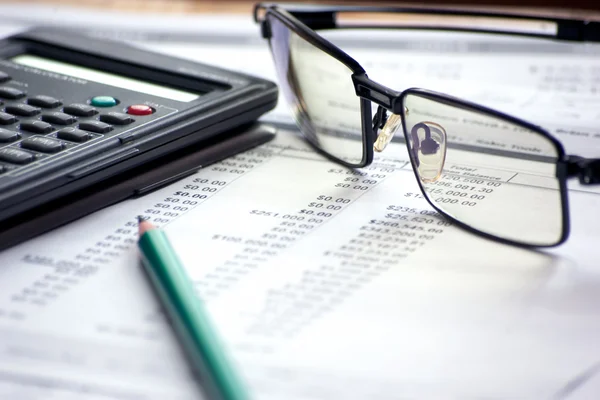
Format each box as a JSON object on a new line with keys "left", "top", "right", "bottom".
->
{"left": 254, "top": 3, "right": 600, "bottom": 248}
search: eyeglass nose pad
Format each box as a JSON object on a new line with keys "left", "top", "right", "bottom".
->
{"left": 410, "top": 121, "right": 447, "bottom": 183}
{"left": 374, "top": 113, "right": 402, "bottom": 152}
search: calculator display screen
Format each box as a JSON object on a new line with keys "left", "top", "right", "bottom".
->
{"left": 11, "top": 54, "right": 200, "bottom": 102}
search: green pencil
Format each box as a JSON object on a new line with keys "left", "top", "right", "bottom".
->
{"left": 137, "top": 217, "right": 249, "bottom": 400}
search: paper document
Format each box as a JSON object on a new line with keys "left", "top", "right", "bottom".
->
{"left": 0, "top": 4, "right": 599, "bottom": 399}
{"left": 1, "top": 128, "right": 599, "bottom": 399}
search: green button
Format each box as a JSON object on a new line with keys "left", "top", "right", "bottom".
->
{"left": 90, "top": 96, "right": 118, "bottom": 107}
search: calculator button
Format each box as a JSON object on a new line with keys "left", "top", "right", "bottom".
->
{"left": 90, "top": 96, "right": 118, "bottom": 107}
{"left": 0, "top": 148, "right": 35, "bottom": 164}
{"left": 0, "top": 71, "right": 10, "bottom": 83}
{"left": 42, "top": 112, "right": 77, "bottom": 125}
{"left": 21, "top": 136, "right": 65, "bottom": 154}
{"left": 127, "top": 104, "right": 154, "bottom": 116}
{"left": 5, "top": 104, "right": 41, "bottom": 117}
{"left": 0, "top": 128, "right": 20, "bottom": 143}
{"left": 63, "top": 103, "right": 98, "bottom": 117}
{"left": 28, "top": 95, "right": 62, "bottom": 108}
{"left": 20, "top": 120, "right": 54, "bottom": 134}
{"left": 78, "top": 120, "right": 113, "bottom": 134}
{"left": 0, "top": 87, "right": 26, "bottom": 99}
{"left": 57, "top": 127, "right": 92, "bottom": 143}
{"left": 0, "top": 112, "right": 17, "bottom": 125}
{"left": 99, "top": 112, "right": 134, "bottom": 125}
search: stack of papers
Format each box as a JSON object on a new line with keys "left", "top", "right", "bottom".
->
{"left": 0, "top": 4, "right": 599, "bottom": 399}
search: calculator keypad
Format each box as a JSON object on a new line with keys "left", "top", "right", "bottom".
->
{"left": 42, "top": 112, "right": 77, "bottom": 125}
{"left": 0, "top": 68, "right": 171, "bottom": 175}
{"left": 126, "top": 104, "right": 154, "bottom": 116}
{"left": 0, "top": 148, "right": 36, "bottom": 164}
{"left": 56, "top": 127, "right": 92, "bottom": 143}
{"left": 21, "top": 136, "right": 65, "bottom": 153}
{"left": 27, "top": 95, "right": 62, "bottom": 108}
{"left": 0, "top": 112, "right": 17, "bottom": 125}
{"left": 63, "top": 103, "right": 98, "bottom": 117}
{"left": 0, "top": 87, "right": 26, "bottom": 99}
{"left": 5, "top": 104, "right": 41, "bottom": 117}
{"left": 0, "top": 128, "right": 20, "bottom": 143}
{"left": 20, "top": 120, "right": 54, "bottom": 134}
{"left": 78, "top": 120, "right": 113, "bottom": 134}
{"left": 99, "top": 112, "right": 134, "bottom": 125}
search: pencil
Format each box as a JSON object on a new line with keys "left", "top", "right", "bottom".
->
{"left": 137, "top": 217, "right": 249, "bottom": 400}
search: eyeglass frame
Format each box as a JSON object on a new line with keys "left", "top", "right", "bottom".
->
{"left": 254, "top": 2, "right": 600, "bottom": 248}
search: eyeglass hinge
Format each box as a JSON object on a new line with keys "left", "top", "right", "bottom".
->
{"left": 260, "top": 19, "right": 272, "bottom": 39}
{"left": 566, "top": 155, "right": 600, "bottom": 184}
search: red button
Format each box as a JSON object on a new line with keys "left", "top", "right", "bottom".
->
{"left": 127, "top": 105, "right": 154, "bottom": 116}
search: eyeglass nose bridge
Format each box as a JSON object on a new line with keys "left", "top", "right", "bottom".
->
{"left": 409, "top": 121, "right": 448, "bottom": 183}
{"left": 372, "top": 106, "right": 405, "bottom": 153}
{"left": 374, "top": 112, "right": 402, "bottom": 152}
{"left": 372, "top": 107, "right": 448, "bottom": 183}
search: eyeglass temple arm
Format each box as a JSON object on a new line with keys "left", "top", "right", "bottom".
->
{"left": 566, "top": 156, "right": 600, "bottom": 184}
{"left": 254, "top": 3, "right": 600, "bottom": 43}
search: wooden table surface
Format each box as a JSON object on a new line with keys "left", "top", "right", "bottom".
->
{"left": 12, "top": 0, "right": 256, "bottom": 13}
{"left": 7, "top": 0, "right": 600, "bottom": 19}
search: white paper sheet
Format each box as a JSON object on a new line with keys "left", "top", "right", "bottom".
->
{"left": 1, "top": 4, "right": 600, "bottom": 399}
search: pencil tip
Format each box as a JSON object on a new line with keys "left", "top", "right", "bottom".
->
{"left": 138, "top": 217, "right": 156, "bottom": 236}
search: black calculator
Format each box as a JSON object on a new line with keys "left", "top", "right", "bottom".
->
{"left": 0, "top": 28, "right": 277, "bottom": 228}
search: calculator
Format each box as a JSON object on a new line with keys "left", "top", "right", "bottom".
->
{"left": 0, "top": 28, "right": 277, "bottom": 226}
{"left": 0, "top": 123, "right": 276, "bottom": 251}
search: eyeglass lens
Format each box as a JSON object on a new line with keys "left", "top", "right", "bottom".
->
{"left": 401, "top": 93, "right": 564, "bottom": 246}
{"left": 267, "top": 15, "right": 366, "bottom": 165}
{"left": 266, "top": 13, "right": 565, "bottom": 246}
